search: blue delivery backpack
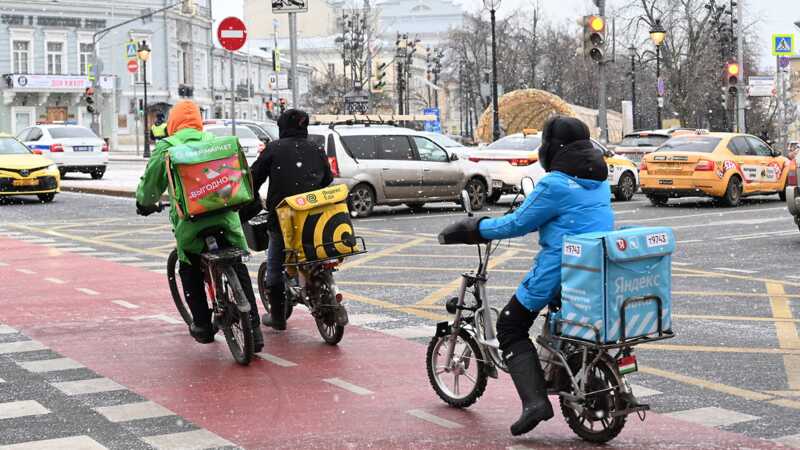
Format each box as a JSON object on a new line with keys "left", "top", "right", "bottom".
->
{"left": 557, "top": 227, "right": 675, "bottom": 344}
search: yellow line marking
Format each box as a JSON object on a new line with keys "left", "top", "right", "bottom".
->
{"left": 338, "top": 280, "right": 452, "bottom": 289}
{"left": 767, "top": 283, "right": 800, "bottom": 391}
{"left": 148, "top": 243, "right": 177, "bottom": 252}
{"left": 640, "top": 366, "right": 773, "bottom": 402}
{"left": 352, "top": 265, "right": 526, "bottom": 273}
{"left": 642, "top": 343, "right": 800, "bottom": 355}
{"left": 340, "top": 238, "right": 429, "bottom": 271}
{"left": 385, "top": 253, "right": 532, "bottom": 260}
{"left": 767, "top": 398, "right": 800, "bottom": 410}
{"left": 7, "top": 224, "right": 170, "bottom": 258}
{"left": 49, "top": 218, "right": 126, "bottom": 230}
{"left": 341, "top": 291, "right": 449, "bottom": 322}
{"left": 765, "top": 390, "right": 800, "bottom": 398}
{"left": 94, "top": 225, "right": 171, "bottom": 240}
{"left": 414, "top": 249, "right": 520, "bottom": 307}
{"left": 673, "top": 313, "right": 800, "bottom": 324}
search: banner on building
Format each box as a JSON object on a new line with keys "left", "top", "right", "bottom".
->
{"left": 6, "top": 74, "right": 114, "bottom": 91}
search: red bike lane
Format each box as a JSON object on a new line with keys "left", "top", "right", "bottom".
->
{"left": 0, "top": 236, "right": 787, "bottom": 449}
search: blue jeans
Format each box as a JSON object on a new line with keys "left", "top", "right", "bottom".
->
{"left": 265, "top": 230, "right": 285, "bottom": 287}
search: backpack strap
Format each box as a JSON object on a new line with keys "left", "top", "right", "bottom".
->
{"left": 161, "top": 137, "right": 187, "bottom": 220}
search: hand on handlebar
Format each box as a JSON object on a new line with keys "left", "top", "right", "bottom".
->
{"left": 136, "top": 201, "right": 167, "bottom": 216}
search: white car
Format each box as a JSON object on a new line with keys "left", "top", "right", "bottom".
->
{"left": 466, "top": 132, "right": 545, "bottom": 203}
{"left": 17, "top": 125, "right": 108, "bottom": 179}
{"left": 420, "top": 132, "right": 474, "bottom": 159}
{"left": 204, "top": 125, "right": 264, "bottom": 157}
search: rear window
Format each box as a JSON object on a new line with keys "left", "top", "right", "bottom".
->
{"left": 619, "top": 135, "right": 669, "bottom": 147}
{"left": 308, "top": 134, "right": 326, "bottom": 150}
{"left": 206, "top": 127, "right": 257, "bottom": 139}
{"left": 486, "top": 135, "right": 541, "bottom": 151}
{"left": 657, "top": 136, "right": 721, "bottom": 153}
{"left": 340, "top": 136, "right": 377, "bottom": 159}
{"left": 49, "top": 127, "right": 97, "bottom": 139}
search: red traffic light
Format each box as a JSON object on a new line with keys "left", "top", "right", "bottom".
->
{"left": 84, "top": 87, "right": 94, "bottom": 96}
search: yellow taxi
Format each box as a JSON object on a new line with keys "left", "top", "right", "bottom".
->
{"left": 0, "top": 134, "right": 60, "bottom": 202}
{"left": 639, "top": 131, "right": 787, "bottom": 206}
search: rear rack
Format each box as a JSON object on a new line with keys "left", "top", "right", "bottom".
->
{"left": 283, "top": 236, "right": 368, "bottom": 267}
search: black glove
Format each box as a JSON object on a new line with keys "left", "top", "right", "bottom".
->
{"left": 136, "top": 202, "right": 160, "bottom": 216}
{"left": 438, "top": 217, "right": 490, "bottom": 245}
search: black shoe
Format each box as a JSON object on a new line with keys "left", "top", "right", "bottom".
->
{"left": 251, "top": 313, "right": 264, "bottom": 352}
{"left": 262, "top": 284, "right": 287, "bottom": 331}
{"left": 504, "top": 341, "right": 554, "bottom": 436}
{"left": 189, "top": 323, "right": 215, "bottom": 344}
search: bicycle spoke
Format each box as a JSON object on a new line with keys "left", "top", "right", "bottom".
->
{"left": 463, "top": 371, "right": 477, "bottom": 384}
{"left": 453, "top": 373, "right": 460, "bottom": 395}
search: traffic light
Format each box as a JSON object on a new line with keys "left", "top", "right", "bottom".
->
{"left": 725, "top": 61, "right": 740, "bottom": 94}
{"left": 583, "top": 15, "right": 606, "bottom": 63}
{"left": 84, "top": 87, "right": 96, "bottom": 114}
{"left": 372, "top": 61, "right": 387, "bottom": 93}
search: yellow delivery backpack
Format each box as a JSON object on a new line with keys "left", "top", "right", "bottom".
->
{"left": 276, "top": 184, "right": 363, "bottom": 265}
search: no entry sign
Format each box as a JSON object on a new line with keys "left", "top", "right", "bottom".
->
{"left": 127, "top": 59, "right": 138, "bottom": 73}
{"left": 217, "top": 17, "right": 247, "bottom": 52}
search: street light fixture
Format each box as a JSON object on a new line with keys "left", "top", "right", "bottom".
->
{"left": 649, "top": 19, "right": 666, "bottom": 129}
{"left": 483, "top": 0, "right": 501, "bottom": 142}
{"left": 137, "top": 40, "right": 151, "bottom": 158}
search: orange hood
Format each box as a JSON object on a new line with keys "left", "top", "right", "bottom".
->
{"left": 167, "top": 100, "right": 203, "bottom": 136}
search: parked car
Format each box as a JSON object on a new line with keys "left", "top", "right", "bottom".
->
{"left": 0, "top": 134, "right": 60, "bottom": 202}
{"left": 308, "top": 124, "right": 494, "bottom": 217}
{"left": 203, "top": 124, "right": 264, "bottom": 156}
{"left": 204, "top": 119, "right": 279, "bottom": 145}
{"left": 420, "top": 132, "right": 474, "bottom": 159}
{"left": 640, "top": 131, "right": 788, "bottom": 206}
{"left": 613, "top": 131, "right": 672, "bottom": 164}
{"left": 16, "top": 125, "right": 108, "bottom": 179}
{"left": 466, "top": 130, "right": 543, "bottom": 203}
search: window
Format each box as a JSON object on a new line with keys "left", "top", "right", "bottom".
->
{"left": 0, "top": 138, "right": 31, "bottom": 155}
{"left": 378, "top": 136, "right": 415, "bottom": 160}
{"left": 177, "top": 47, "right": 185, "bottom": 84}
{"left": 657, "top": 137, "right": 721, "bottom": 153}
{"left": 196, "top": 51, "right": 208, "bottom": 88}
{"left": 414, "top": 137, "right": 448, "bottom": 162}
{"left": 486, "top": 135, "right": 542, "bottom": 151}
{"left": 308, "top": 134, "right": 326, "bottom": 149}
{"left": 727, "top": 137, "right": 751, "bottom": 156}
{"left": 46, "top": 42, "right": 65, "bottom": 75}
{"left": 745, "top": 136, "right": 774, "bottom": 157}
{"left": 619, "top": 134, "right": 669, "bottom": 148}
{"left": 27, "top": 128, "right": 44, "bottom": 141}
{"left": 328, "top": 63, "right": 336, "bottom": 76}
{"left": 12, "top": 40, "right": 30, "bottom": 74}
{"left": 16, "top": 128, "right": 32, "bottom": 142}
{"left": 79, "top": 42, "right": 94, "bottom": 75}
{"left": 341, "top": 136, "right": 377, "bottom": 159}
{"left": 49, "top": 127, "right": 97, "bottom": 139}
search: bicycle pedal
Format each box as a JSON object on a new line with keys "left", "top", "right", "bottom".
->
{"left": 610, "top": 404, "right": 650, "bottom": 418}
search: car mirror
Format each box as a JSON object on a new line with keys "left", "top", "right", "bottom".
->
{"left": 521, "top": 177, "right": 535, "bottom": 197}
{"left": 449, "top": 152, "right": 459, "bottom": 162}
{"left": 772, "top": 149, "right": 782, "bottom": 158}
{"left": 460, "top": 190, "right": 473, "bottom": 216}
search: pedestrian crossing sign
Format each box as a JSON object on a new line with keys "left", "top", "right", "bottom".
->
{"left": 772, "top": 34, "right": 794, "bottom": 56}
{"left": 126, "top": 41, "right": 138, "bottom": 59}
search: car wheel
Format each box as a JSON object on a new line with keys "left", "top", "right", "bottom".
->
{"left": 465, "top": 178, "right": 487, "bottom": 211}
{"left": 779, "top": 181, "right": 788, "bottom": 202}
{"left": 720, "top": 176, "right": 743, "bottom": 207}
{"left": 405, "top": 202, "right": 426, "bottom": 212}
{"left": 647, "top": 194, "right": 669, "bottom": 206}
{"left": 486, "top": 191, "right": 502, "bottom": 205}
{"left": 614, "top": 172, "right": 636, "bottom": 201}
{"left": 348, "top": 184, "right": 375, "bottom": 218}
{"left": 37, "top": 193, "right": 55, "bottom": 203}
{"left": 90, "top": 168, "right": 106, "bottom": 180}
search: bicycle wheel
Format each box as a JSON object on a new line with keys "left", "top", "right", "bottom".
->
{"left": 220, "top": 266, "right": 254, "bottom": 366}
{"left": 560, "top": 354, "right": 627, "bottom": 443}
{"left": 426, "top": 328, "right": 488, "bottom": 408}
{"left": 257, "top": 261, "right": 294, "bottom": 321}
{"left": 313, "top": 272, "right": 344, "bottom": 345}
{"left": 167, "top": 249, "right": 192, "bottom": 326}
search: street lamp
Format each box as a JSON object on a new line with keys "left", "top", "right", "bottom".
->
{"left": 628, "top": 45, "right": 638, "bottom": 131}
{"left": 484, "top": 0, "right": 501, "bottom": 141}
{"left": 649, "top": 19, "right": 666, "bottom": 129}
{"left": 137, "top": 40, "right": 151, "bottom": 158}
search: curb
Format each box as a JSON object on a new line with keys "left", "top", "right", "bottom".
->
{"left": 60, "top": 185, "right": 136, "bottom": 199}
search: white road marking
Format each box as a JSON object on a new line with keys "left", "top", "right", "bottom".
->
{"left": 773, "top": 433, "right": 800, "bottom": 448}
{"left": 0, "top": 378, "right": 4, "bottom": 383}
{"left": 128, "top": 261, "right": 166, "bottom": 268}
{"left": 255, "top": 352, "right": 297, "bottom": 367}
{"left": 150, "top": 268, "right": 168, "bottom": 275}
{"left": 0, "top": 400, "right": 50, "bottom": 420}
{"left": 664, "top": 406, "right": 759, "bottom": 428}
{"left": 17, "top": 238, "right": 56, "bottom": 244}
{"left": 0, "top": 436, "right": 108, "bottom": 450}
{"left": 94, "top": 401, "right": 174, "bottom": 423}
{"left": 676, "top": 240, "right": 703, "bottom": 244}
{"left": 712, "top": 268, "right": 758, "bottom": 274}
{"left": 0, "top": 261, "right": 7, "bottom": 266}
{"left": 788, "top": 276, "right": 800, "bottom": 281}
{"left": 47, "top": 242, "right": 80, "bottom": 247}
{"left": 0, "top": 325, "right": 18, "bottom": 334}
{"left": 133, "top": 314, "right": 183, "bottom": 325}
{"left": 407, "top": 409, "right": 463, "bottom": 429}
{"left": 15, "top": 268, "right": 35, "bottom": 275}
{"left": 76, "top": 288, "right": 99, "bottom": 296}
{"left": 142, "top": 429, "right": 234, "bottom": 450}
{"left": 60, "top": 247, "right": 97, "bottom": 253}
{"left": 0, "top": 340, "right": 46, "bottom": 354}
{"left": 347, "top": 313, "right": 400, "bottom": 326}
{"left": 112, "top": 300, "right": 140, "bottom": 309}
{"left": 51, "top": 377, "right": 126, "bottom": 396}
{"left": 372, "top": 325, "right": 433, "bottom": 339}
{"left": 618, "top": 206, "right": 786, "bottom": 225}
{"left": 103, "top": 256, "right": 142, "bottom": 262}
{"left": 44, "top": 277, "right": 65, "bottom": 284}
{"left": 18, "top": 358, "right": 85, "bottom": 373}
{"left": 83, "top": 252, "right": 117, "bottom": 257}
{"left": 629, "top": 383, "right": 662, "bottom": 398}
{"left": 671, "top": 262, "right": 693, "bottom": 266}
{"left": 323, "top": 377, "right": 374, "bottom": 396}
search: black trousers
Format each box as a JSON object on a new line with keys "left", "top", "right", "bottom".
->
{"left": 496, "top": 295, "right": 539, "bottom": 355}
{"left": 178, "top": 252, "right": 258, "bottom": 328}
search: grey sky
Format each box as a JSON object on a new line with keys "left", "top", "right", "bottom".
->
{"left": 213, "top": 0, "right": 800, "bottom": 70}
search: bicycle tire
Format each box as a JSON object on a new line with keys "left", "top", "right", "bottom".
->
{"left": 167, "top": 249, "right": 193, "bottom": 326}
{"left": 426, "top": 328, "right": 488, "bottom": 408}
{"left": 221, "top": 266, "right": 254, "bottom": 366}
{"left": 257, "top": 261, "right": 294, "bottom": 321}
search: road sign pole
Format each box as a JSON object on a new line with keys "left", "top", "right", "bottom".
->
{"left": 736, "top": 0, "right": 746, "bottom": 133}
{"left": 231, "top": 51, "right": 236, "bottom": 135}
{"left": 289, "top": 12, "right": 299, "bottom": 108}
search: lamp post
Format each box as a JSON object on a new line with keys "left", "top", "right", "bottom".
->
{"left": 484, "top": 0, "right": 501, "bottom": 141}
{"left": 649, "top": 20, "right": 666, "bottom": 129}
{"left": 137, "top": 40, "right": 151, "bottom": 158}
{"left": 628, "top": 45, "right": 638, "bottom": 131}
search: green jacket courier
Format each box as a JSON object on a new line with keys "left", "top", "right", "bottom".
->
{"left": 135, "top": 128, "right": 249, "bottom": 263}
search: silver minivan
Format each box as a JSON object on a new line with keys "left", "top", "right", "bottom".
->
{"left": 308, "top": 125, "right": 493, "bottom": 217}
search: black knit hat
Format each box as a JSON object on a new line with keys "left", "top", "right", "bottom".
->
{"left": 277, "top": 109, "right": 310, "bottom": 139}
{"left": 539, "top": 116, "right": 591, "bottom": 172}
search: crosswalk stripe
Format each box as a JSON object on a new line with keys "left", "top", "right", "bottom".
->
{"left": 94, "top": 401, "right": 174, "bottom": 423}
{"left": 348, "top": 313, "right": 400, "bottom": 326}
{"left": 664, "top": 406, "right": 759, "bottom": 427}
{"left": 17, "top": 358, "right": 85, "bottom": 373}
{"left": 0, "top": 436, "right": 108, "bottom": 450}
{"left": 141, "top": 429, "right": 234, "bottom": 450}
{"left": 0, "top": 325, "right": 18, "bottom": 335}
{"left": 51, "top": 377, "right": 126, "bottom": 396}
{"left": 0, "top": 340, "right": 46, "bottom": 354}
{"left": 0, "top": 400, "right": 50, "bottom": 420}
{"left": 372, "top": 325, "right": 433, "bottom": 339}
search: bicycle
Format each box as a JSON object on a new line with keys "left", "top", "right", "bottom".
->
{"left": 426, "top": 184, "right": 675, "bottom": 443}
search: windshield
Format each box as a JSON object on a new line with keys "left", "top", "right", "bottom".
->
{"left": 486, "top": 135, "right": 541, "bottom": 151}
{"left": 262, "top": 122, "right": 279, "bottom": 140}
{"left": 49, "top": 127, "right": 97, "bottom": 139}
{"left": 206, "top": 127, "right": 258, "bottom": 139}
{"left": 619, "top": 135, "right": 669, "bottom": 147}
{"left": 426, "top": 133, "right": 462, "bottom": 148}
{"left": 657, "top": 136, "right": 722, "bottom": 153}
{"left": 0, "top": 138, "right": 31, "bottom": 155}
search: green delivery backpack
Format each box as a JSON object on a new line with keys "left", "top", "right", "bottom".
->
{"left": 165, "top": 135, "right": 254, "bottom": 221}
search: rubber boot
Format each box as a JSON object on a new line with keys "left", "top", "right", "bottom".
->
{"left": 261, "top": 284, "right": 287, "bottom": 331}
{"left": 504, "top": 341, "right": 554, "bottom": 436}
{"left": 251, "top": 312, "right": 264, "bottom": 352}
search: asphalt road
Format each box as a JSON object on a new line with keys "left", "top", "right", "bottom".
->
{"left": 1, "top": 190, "right": 799, "bottom": 448}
